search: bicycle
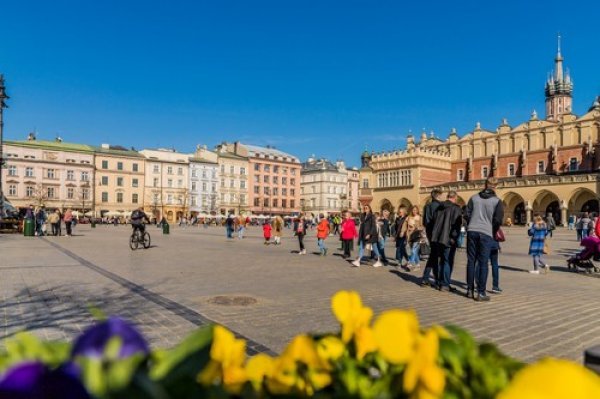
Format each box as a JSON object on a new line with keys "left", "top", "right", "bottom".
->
{"left": 130, "top": 227, "right": 151, "bottom": 250}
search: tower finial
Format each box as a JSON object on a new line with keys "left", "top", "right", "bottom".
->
{"left": 557, "top": 33, "right": 561, "bottom": 57}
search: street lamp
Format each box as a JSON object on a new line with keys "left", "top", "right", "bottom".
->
{"left": 0, "top": 75, "right": 9, "bottom": 219}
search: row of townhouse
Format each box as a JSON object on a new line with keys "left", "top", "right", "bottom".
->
{"left": 1, "top": 135, "right": 314, "bottom": 222}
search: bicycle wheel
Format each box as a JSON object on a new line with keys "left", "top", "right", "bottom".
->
{"left": 129, "top": 232, "right": 139, "bottom": 250}
{"left": 142, "top": 232, "right": 151, "bottom": 249}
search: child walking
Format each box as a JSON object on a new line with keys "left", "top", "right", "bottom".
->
{"left": 340, "top": 211, "right": 357, "bottom": 258}
{"left": 528, "top": 215, "right": 550, "bottom": 274}
{"left": 263, "top": 221, "right": 272, "bottom": 245}
{"left": 317, "top": 214, "right": 330, "bottom": 256}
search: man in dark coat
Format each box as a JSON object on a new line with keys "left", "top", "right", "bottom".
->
{"left": 420, "top": 189, "right": 443, "bottom": 287}
{"left": 428, "top": 191, "right": 463, "bottom": 291}
{"left": 352, "top": 205, "right": 379, "bottom": 267}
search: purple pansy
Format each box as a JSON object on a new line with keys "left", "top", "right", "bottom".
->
{"left": 71, "top": 316, "right": 149, "bottom": 358}
{"left": 0, "top": 361, "right": 90, "bottom": 399}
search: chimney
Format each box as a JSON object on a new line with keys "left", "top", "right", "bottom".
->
{"left": 27, "top": 132, "right": 36, "bottom": 141}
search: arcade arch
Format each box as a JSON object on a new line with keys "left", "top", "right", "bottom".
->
{"left": 569, "top": 188, "right": 599, "bottom": 215}
{"left": 532, "top": 190, "right": 561, "bottom": 224}
{"left": 380, "top": 198, "right": 394, "bottom": 214}
{"left": 502, "top": 192, "right": 527, "bottom": 225}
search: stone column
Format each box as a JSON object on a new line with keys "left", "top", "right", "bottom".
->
{"left": 525, "top": 200, "right": 533, "bottom": 225}
{"left": 561, "top": 207, "right": 568, "bottom": 227}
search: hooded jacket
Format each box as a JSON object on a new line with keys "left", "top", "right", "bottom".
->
{"left": 466, "top": 188, "right": 504, "bottom": 238}
{"left": 430, "top": 200, "right": 463, "bottom": 247}
{"left": 358, "top": 213, "right": 378, "bottom": 244}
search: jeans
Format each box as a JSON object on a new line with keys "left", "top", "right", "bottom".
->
{"left": 532, "top": 254, "right": 545, "bottom": 270}
{"left": 65, "top": 221, "right": 72, "bottom": 236}
{"left": 582, "top": 229, "right": 589, "bottom": 240}
{"left": 395, "top": 237, "right": 408, "bottom": 264}
{"left": 52, "top": 223, "right": 60, "bottom": 236}
{"left": 238, "top": 226, "right": 245, "bottom": 239}
{"left": 377, "top": 237, "right": 388, "bottom": 263}
{"left": 490, "top": 249, "right": 500, "bottom": 289}
{"left": 568, "top": 223, "right": 574, "bottom": 230}
{"left": 466, "top": 231, "right": 494, "bottom": 294}
{"left": 435, "top": 245, "right": 457, "bottom": 287}
{"left": 358, "top": 240, "right": 380, "bottom": 260}
{"left": 577, "top": 229, "right": 582, "bottom": 241}
{"left": 226, "top": 226, "right": 233, "bottom": 238}
{"left": 36, "top": 221, "right": 44, "bottom": 236}
{"left": 408, "top": 242, "right": 420, "bottom": 265}
{"left": 298, "top": 234, "right": 305, "bottom": 251}
{"left": 318, "top": 238, "right": 327, "bottom": 253}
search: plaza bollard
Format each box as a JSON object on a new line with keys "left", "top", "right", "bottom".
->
{"left": 23, "top": 219, "right": 35, "bottom": 237}
{"left": 584, "top": 345, "right": 600, "bottom": 375}
{"left": 162, "top": 222, "right": 170, "bottom": 235}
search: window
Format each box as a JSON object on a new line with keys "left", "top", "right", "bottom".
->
{"left": 117, "top": 193, "right": 123, "bottom": 203}
{"left": 240, "top": 180, "right": 246, "bottom": 189}
{"left": 230, "top": 165, "right": 234, "bottom": 174}
{"left": 202, "top": 170, "right": 207, "bottom": 178}
{"left": 569, "top": 157, "right": 578, "bottom": 171}
{"left": 291, "top": 169, "right": 296, "bottom": 175}
{"left": 178, "top": 179, "right": 183, "bottom": 188}
{"left": 153, "top": 177, "right": 159, "bottom": 187}
{"left": 290, "top": 188, "right": 295, "bottom": 196}
{"left": 178, "top": 167, "right": 183, "bottom": 175}
{"left": 202, "top": 182, "right": 207, "bottom": 191}
{"left": 254, "top": 198, "right": 260, "bottom": 206}
{"left": 362, "top": 178, "right": 369, "bottom": 188}
{"left": 8, "top": 165, "right": 17, "bottom": 176}
{"left": 117, "top": 177, "right": 124, "bottom": 187}
{"left": 240, "top": 167, "right": 246, "bottom": 175}
{"left": 273, "top": 165, "right": 279, "bottom": 173}
{"left": 272, "top": 187, "right": 278, "bottom": 196}
{"left": 102, "top": 192, "right": 108, "bottom": 202}
{"left": 481, "top": 166, "right": 489, "bottom": 179}
{"left": 191, "top": 197, "right": 197, "bottom": 206}
{"left": 282, "top": 199, "right": 287, "bottom": 208}
{"left": 117, "top": 162, "right": 123, "bottom": 171}
{"left": 254, "top": 164, "right": 260, "bottom": 171}
{"left": 47, "top": 187, "right": 55, "bottom": 199}
{"left": 47, "top": 169, "right": 55, "bottom": 179}
{"left": 132, "top": 193, "right": 138, "bottom": 204}
{"left": 401, "top": 170, "right": 412, "bottom": 186}
{"left": 254, "top": 186, "right": 260, "bottom": 194}
{"left": 26, "top": 186, "right": 34, "bottom": 197}
{"left": 263, "top": 198, "right": 269, "bottom": 207}
{"left": 82, "top": 189, "right": 90, "bottom": 200}
{"left": 81, "top": 171, "right": 89, "bottom": 181}
{"left": 273, "top": 199, "right": 278, "bottom": 207}
{"left": 229, "top": 179, "right": 234, "bottom": 188}
{"left": 167, "top": 179, "right": 173, "bottom": 188}
{"left": 191, "top": 182, "right": 197, "bottom": 191}
{"left": 221, "top": 179, "right": 225, "bottom": 187}
{"left": 508, "top": 163, "right": 516, "bottom": 177}
{"left": 282, "top": 177, "right": 287, "bottom": 185}
{"left": 290, "top": 178, "right": 295, "bottom": 185}
{"left": 240, "top": 194, "right": 246, "bottom": 204}
{"left": 67, "top": 187, "right": 74, "bottom": 199}
{"left": 211, "top": 183, "right": 216, "bottom": 192}
{"left": 254, "top": 175, "right": 260, "bottom": 183}
{"left": 282, "top": 188, "right": 287, "bottom": 196}
{"left": 537, "top": 161, "right": 545, "bottom": 174}
{"left": 8, "top": 184, "right": 16, "bottom": 196}
{"left": 221, "top": 164, "right": 225, "bottom": 173}
{"left": 153, "top": 164, "right": 159, "bottom": 173}
{"left": 290, "top": 199, "right": 295, "bottom": 208}
{"left": 264, "top": 165, "right": 270, "bottom": 172}
{"left": 102, "top": 160, "right": 108, "bottom": 169}
{"left": 133, "top": 163, "right": 139, "bottom": 172}
{"left": 457, "top": 169, "right": 465, "bottom": 181}
{"left": 191, "top": 169, "right": 197, "bottom": 178}
{"left": 273, "top": 176, "right": 278, "bottom": 184}
{"left": 220, "top": 193, "right": 225, "bottom": 201}
{"left": 167, "top": 166, "right": 173, "bottom": 175}
{"left": 132, "top": 178, "right": 138, "bottom": 188}
{"left": 167, "top": 194, "right": 173, "bottom": 204}
{"left": 264, "top": 187, "right": 270, "bottom": 195}
{"left": 25, "top": 167, "right": 34, "bottom": 177}
{"left": 212, "top": 170, "right": 216, "bottom": 179}
{"left": 263, "top": 175, "right": 269, "bottom": 183}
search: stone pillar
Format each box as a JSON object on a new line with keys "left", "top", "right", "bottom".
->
{"left": 525, "top": 200, "right": 533, "bottom": 225}
{"left": 560, "top": 200, "right": 568, "bottom": 227}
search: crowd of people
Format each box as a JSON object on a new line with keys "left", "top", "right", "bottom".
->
{"left": 24, "top": 205, "right": 76, "bottom": 237}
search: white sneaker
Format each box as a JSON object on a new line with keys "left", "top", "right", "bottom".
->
{"left": 529, "top": 270, "right": 540, "bottom": 274}
{"left": 373, "top": 260, "right": 383, "bottom": 268}
{"left": 351, "top": 259, "right": 361, "bottom": 267}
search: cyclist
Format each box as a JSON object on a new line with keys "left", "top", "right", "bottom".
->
{"left": 131, "top": 207, "right": 150, "bottom": 236}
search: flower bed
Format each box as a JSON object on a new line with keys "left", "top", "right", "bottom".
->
{"left": 0, "top": 290, "right": 598, "bottom": 398}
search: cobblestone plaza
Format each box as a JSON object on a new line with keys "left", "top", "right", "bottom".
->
{"left": 1, "top": 225, "right": 598, "bottom": 363}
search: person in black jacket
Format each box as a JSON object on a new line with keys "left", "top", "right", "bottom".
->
{"left": 427, "top": 191, "right": 462, "bottom": 291}
{"left": 352, "top": 205, "right": 381, "bottom": 267}
{"left": 394, "top": 206, "right": 408, "bottom": 266}
{"left": 420, "top": 189, "right": 443, "bottom": 286}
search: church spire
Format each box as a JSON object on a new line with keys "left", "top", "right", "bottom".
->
{"left": 545, "top": 34, "right": 573, "bottom": 120}
{"left": 554, "top": 34, "right": 564, "bottom": 81}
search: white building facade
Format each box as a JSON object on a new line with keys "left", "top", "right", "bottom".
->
{"left": 300, "top": 158, "right": 348, "bottom": 216}
{"left": 189, "top": 146, "right": 219, "bottom": 216}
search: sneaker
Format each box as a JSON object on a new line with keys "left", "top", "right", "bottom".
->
{"left": 529, "top": 270, "right": 540, "bottom": 274}
{"left": 491, "top": 287, "right": 503, "bottom": 294}
{"left": 351, "top": 260, "right": 361, "bottom": 267}
{"left": 438, "top": 285, "right": 450, "bottom": 292}
{"left": 476, "top": 293, "right": 491, "bottom": 302}
{"left": 324, "top": 248, "right": 328, "bottom": 256}
{"left": 544, "top": 264, "right": 551, "bottom": 273}
{"left": 373, "top": 260, "right": 383, "bottom": 268}
{"left": 466, "top": 289, "right": 475, "bottom": 299}
{"left": 420, "top": 280, "right": 431, "bottom": 288}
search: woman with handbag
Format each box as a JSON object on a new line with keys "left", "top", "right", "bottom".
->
{"left": 400, "top": 206, "right": 423, "bottom": 272}
{"left": 352, "top": 205, "right": 381, "bottom": 267}
{"left": 528, "top": 215, "right": 550, "bottom": 274}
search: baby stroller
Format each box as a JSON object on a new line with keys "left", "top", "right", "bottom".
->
{"left": 567, "top": 237, "right": 600, "bottom": 273}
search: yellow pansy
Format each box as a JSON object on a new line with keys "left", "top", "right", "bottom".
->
{"left": 403, "top": 329, "right": 445, "bottom": 399}
{"left": 331, "top": 290, "right": 374, "bottom": 343}
{"left": 317, "top": 335, "right": 346, "bottom": 362}
{"left": 246, "top": 353, "right": 275, "bottom": 390}
{"left": 198, "top": 325, "right": 247, "bottom": 393}
{"left": 354, "top": 326, "right": 378, "bottom": 360}
{"left": 373, "top": 309, "right": 420, "bottom": 364}
{"left": 498, "top": 358, "right": 600, "bottom": 399}
{"left": 268, "top": 334, "right": 332, "bottom": 396}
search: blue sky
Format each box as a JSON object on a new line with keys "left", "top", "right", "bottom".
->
{"left": 1, "top": 0, "right": 599, "bottom": 166}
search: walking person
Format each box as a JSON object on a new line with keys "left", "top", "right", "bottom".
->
{"left": 545, "top": 213, "right": 556, "bottom": 238}
{"left": 428, "top": 191, "right": 462, "bottom": 291}
{"left": 316, "top": 214, "right": 330, "bottom": 256}
{"left": 48, "top": 210, "right": 61, "bottom": 236}
{"left": 377, "top": 210, "right": 391, "bottom": 265}
{"left": 352, "top": 205, "right": 381, "bottom": 267}
{"left": 400, "top": 205, "right": 424, "bottom": 272}
{"left": 465, "top": 177, "right": 504, "bottom": 302}
{"left": 568, "top": 214, "right": 575, "bottom": 230}
{"left": 340, "top": 211, "right": 357, "bottom": 258}
{"left": 35, "top": 207, "right": 47, "bottom": 237}
{"left": 225, "top": 214, "right": 234, "bottom": 239}
{"left": 262, "top": 220, "right": 272, "bottom": 245}
{"left": 238, "top": 215, "right": 249, "bottom": 239}
{"left": 294, "top": 214, "right": 307, "bottom": 255}
{"left": 421, "top": 189, "right": 443, "bottom": 285}
{"left": 528, "top": 216, "right": 550, "bottom": 274}
{"left": 394, "top": 206, "right": 408, "bottom": 267}
{"left": 575, "top": 215, "right": 583, "bottom": 241}
{"left": 63, "top": 208, "right": 74, "bottom": 237}
{"left": 580, "top": 212, "right": 592, "bottom": 240}
{"left": 272, "top": 215, "right": 284, "bottom": 245}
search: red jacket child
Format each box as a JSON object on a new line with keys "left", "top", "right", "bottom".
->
{"left": 263, "top": 223, "right": 272, "bottom": 239}
{"left": 340, "top": 218, "right": 357, "bottom": 240}
{"left": 317, "top": 219, "right": 330, "bottom": 239}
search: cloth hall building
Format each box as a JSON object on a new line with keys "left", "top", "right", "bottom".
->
{"left": 359, "top": 45, "right": 600, "bottom": 226}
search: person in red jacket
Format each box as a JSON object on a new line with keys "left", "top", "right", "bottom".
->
{"left": 340, "top": 211, "right": 357, "bottom": 258}
{"left": 263, "top": 221, "right": 272, "bottom": 245}
{"left": 316, "top": 214, "right": 331, "bottom": 256}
